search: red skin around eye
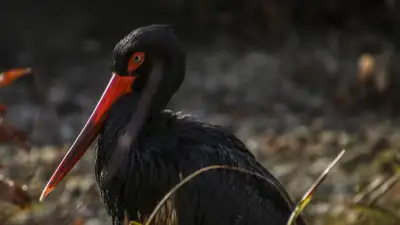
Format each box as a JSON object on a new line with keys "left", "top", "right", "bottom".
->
{"left": 127, "top": 52, "right": 145, "bottom": 73}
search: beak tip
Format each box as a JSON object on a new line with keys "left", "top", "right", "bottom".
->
{"left": 38, "top": 192, "right": 46, "bottom": 202}
{"left": 38, "top": 184, "right": 52, "bottom": 202}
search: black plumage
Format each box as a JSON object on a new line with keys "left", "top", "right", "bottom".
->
{"left": 96, "top": 25, "right": 306, "bottom": 225}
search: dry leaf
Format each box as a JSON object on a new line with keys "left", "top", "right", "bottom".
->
{"left": 0, "top": 121, "right": 31, "bottom": 151}
{"left": 357, "top": 50, "right": 391, "bottom": 93}
{"left": 358, "top": 53, "right": 375, "bottom": 82}
{"left": 0, "top": 175, "right": 31, "bottom": 209}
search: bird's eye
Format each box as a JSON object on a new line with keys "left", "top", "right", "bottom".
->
{"left": 128, "top": 52, "right": 145, "bottom": 74}
{"left": 134, "top": 55, "right": 142, "bottom": 62}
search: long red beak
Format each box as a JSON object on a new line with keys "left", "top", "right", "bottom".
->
{"left": 39, "top": 73, "right": 136, "bottom": 201}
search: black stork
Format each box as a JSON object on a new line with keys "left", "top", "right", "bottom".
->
{"left": 39, "top": 24, "right": 307, "bottom": 225}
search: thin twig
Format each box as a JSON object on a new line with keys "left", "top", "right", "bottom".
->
{"left": 144, "top": 165, "right": 300, "bottom": 225}
{"left": 286, "top": 149, "right": 346, "bottom": 225}
{"left": 351, "top": 170, "right": 400, "bottom": 222}
{"left": 368, "top": 173, "right": 400, "bottom": 206}
{"left": 352, "top": 175, "right": 386, "bottom": 204}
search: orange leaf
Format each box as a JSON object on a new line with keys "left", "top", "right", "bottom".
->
{"left": 0, "top": 175, "right": 31, "bottom": 209}
{"left": 0, "top": 68, "right": 33, "bottom": 87}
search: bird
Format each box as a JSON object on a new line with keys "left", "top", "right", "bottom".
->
{"left": 39, "top": 24, "right": 307, "bottom": 225}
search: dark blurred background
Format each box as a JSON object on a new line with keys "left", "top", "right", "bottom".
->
{"left": 1, "top": 1, "right": 400, "bottom": 225}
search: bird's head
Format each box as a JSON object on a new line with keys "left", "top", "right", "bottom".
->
{"left": 39, "top": 24, "right": 186, "bottom": 201}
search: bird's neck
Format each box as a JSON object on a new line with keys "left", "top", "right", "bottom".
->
{"left": 107, "top": 91, "right": 169, "bottom": 129}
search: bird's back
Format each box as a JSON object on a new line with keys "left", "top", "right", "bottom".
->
{"left": 97, "top": 108, "right": 306, "bottom": 225}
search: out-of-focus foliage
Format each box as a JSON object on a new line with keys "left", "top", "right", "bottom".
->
{"left": 0, "top": 68, "right": 33, "bottom": 87}
{"left": 0, "top": 68, "right": 32, "bottom": 150}
{"left": 0, "top": 68, "right": 33, "bottom": 224}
